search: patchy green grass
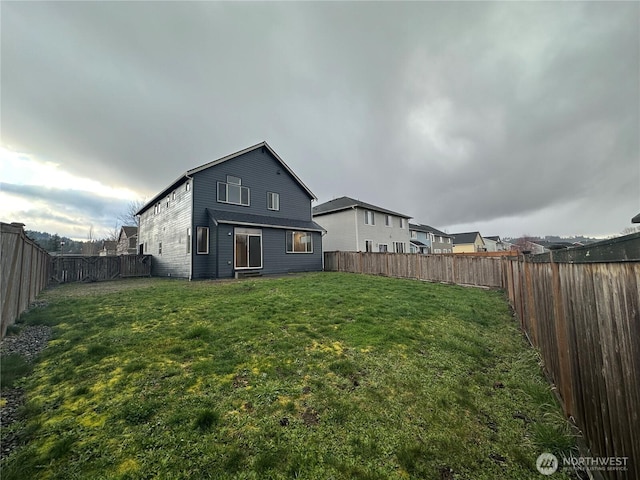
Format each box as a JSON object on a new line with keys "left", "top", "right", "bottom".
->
{"left": 1, "top": 273, "right": 576, "bottom": 479}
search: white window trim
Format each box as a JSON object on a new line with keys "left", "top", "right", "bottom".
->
{"left": 217, "top": 180, "right": 250, "bottom": 207}
{"left": 267, "top": 192, "right": 280, "bottom": 211}
{"left": 196, "top": 227, "right": 209, "bottom": 254}
{"left": 379, "top": 243, "right": 388, "bottom": 253}
{"left": 385, "top": 215, "right": 392, "bottom": 227}
{"left": 364, "top": 239, "right": 373, "bottom": 253}
{"left": 364, "top": 210, "right": 375, "bottom": 226}
{"left": 286, "top": 231, "right": 313, "bottom": 253}
{"left": 234, "top": 228, "right": 263, "bottom": 269}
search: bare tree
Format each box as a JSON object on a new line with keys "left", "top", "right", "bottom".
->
{"left": 118, "top": 199, "right": 146, "bottom": 228}
{"left": 82, "top": 225, "right": 100, "bottom": 255}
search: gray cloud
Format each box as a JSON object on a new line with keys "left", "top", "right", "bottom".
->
{"left": 1, "top": 1, "right": 638, "bottom": 238}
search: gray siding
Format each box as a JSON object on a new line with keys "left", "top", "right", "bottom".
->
{"left": 315, "top": 208, "right": 410, "bottom": 253}
{"left": 139, "top": 181, "right": 192, "bottom": 278}
{"left": 189, "top": 146, "right": 320, "bottom": 279}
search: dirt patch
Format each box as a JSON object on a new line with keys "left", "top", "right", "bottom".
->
{"left": 301, "top": 407, "right": 319, "bottom": 426}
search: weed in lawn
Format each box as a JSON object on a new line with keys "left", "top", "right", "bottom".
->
{"left": 194, "top": 408, "right": 220, "bottom": 431}
{"left": 0, "top": 353, "right": 32, "bottom": 388}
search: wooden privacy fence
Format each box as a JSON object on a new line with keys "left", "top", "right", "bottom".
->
{"left": 50, "top": 254, "right": 152, "bottom": 284}
{"left": 505, "top": 236, "right": 640, "bottom": 480}
{"left": 1, "top": 222, "right": 51, "bottom": 338}
{"left": 324, "top": 250, "right": 508, "bottom": 287}
{"left": 325, "top": 236, "right": 640, "bottom": 479}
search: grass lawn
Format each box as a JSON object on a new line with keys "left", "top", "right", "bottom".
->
{"left": 1, "top": 272, "right": 575, "bottom": 479}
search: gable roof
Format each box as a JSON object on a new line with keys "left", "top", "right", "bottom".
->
{"left": 409, "top": 223, "right": 452, "bottom": 237}
{"left": 137, "top": 142, "right": 316, "bottom": 215}
{"left": 313, "top": 196, "right": 411, "bottom": 219}
{"left": 452, "top": 232, "right": 484, "bottom": 245}
{"left": 120, "top": 226, "right": 138, "bottom": 238}
{"left": 484, "top": 235, "right": 502, "bottom": 242}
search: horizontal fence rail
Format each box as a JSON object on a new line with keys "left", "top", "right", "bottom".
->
{"left": 1, "top": 222, "right": 51, "bottom": 338}
{"left": 325, "top": 236, "right": 640, "bottom": 479}
{"left": 50, "top": 254, "right": 152, "bottom": 284}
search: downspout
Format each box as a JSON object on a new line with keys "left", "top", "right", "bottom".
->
{"left": 186, "top": 174, "right": 194, "bottom": 281}
{"left": 215, "top": 222, "right": 220, "bottom": 279}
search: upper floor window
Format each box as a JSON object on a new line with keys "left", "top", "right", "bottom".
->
{"left": 267, "top": 192, "right": 280, "bottom": 211}
{"left": 411, "top": 230, "right": 417, "bottom": 239}
{"left": 186, "top": 181, "right": 190, "bottom": 192}
{"left": 399, "top": 218, "right": 406, "bottom": 228}
{"left": 218, "top": 175, "right": 250, "bottom": 206}
{"left": 172, "top": 191, "right": 176, "bottom": 201}
{"left": 364, "top": 210, "right": 375, "bottom": 225}
{"left": 385, "top": 215, "right": 392, "bottom": 227}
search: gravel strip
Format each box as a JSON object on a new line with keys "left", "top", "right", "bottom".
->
{"left": 1, "top": 324, "right": 52, "bottom": 461}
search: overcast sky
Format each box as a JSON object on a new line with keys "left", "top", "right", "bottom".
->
{"left": 1, "top": 1, "right": 638, "bottom": 240}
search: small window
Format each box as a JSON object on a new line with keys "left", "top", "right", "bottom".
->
{"left": 365, "top": 210, "right": 375, "bottom": 225}
{"left": 172, "top": 191, "right": 176, "bottom": 201}
{"left": 186, "top": 228, "right": 191, "bottom": 254}
{"left": 286, "top": 231, "right": 313, "bottom": 253}
{"left": 385, "top": 215, "right": 392, "bottom": 227}
{"left": 378, "top": 244, "right": 388, "bottom": 253}
{"left": 158, "top": 242, "right": 162, "bottom": 255}
{"left": 411, "top": 230, "right": 417, "bottom": 239}
{"left": 365, "top": 240, "right": 373, "bottom": 253}
{"left": 394, "top": 242, "right": 405, "bottom": 253}
{"left": 399, "top": 218, "right": 405, "bottom": 228}
{"left": 267, "top": 192, "right": 280, "bottom": 211}
{"left": 197, "top": 227, "right": 209, "bottom": 254}
{"left": 166, "top": 195, "right": 170, "bottom": 208}
{"left": 186, "top": 181, "right": 190, "bottom": 192}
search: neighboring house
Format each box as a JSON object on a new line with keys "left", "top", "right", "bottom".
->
{"left": 117, "top": 226, "right": 138, "bottom": 255}
{"left": 99, "top": 240, "right": 117, "bottom": 256}
{"left": 136, "top": 142, "right": 324, "bottom": 279}
{"left": 409, "top": 224, "right": 453, "bottom": 254}
{"left": 452, "top": 232, "right": 486, "bottom": 253}
{"left": 483, "top": 235, "right": 506, "bottom": 252}
{"left": 313, "top": 196, "right": 411, "bottom": 253}
{"left": 633, "top": 213, "right": 640, "bottom": 223}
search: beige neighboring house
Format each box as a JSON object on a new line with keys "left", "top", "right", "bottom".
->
{"left": 452, "top": 232, "right": 486, "bottom": 253}
{"left": 313, "top": 196, "right": 412, "bottom": 253}
{"left": 117, "top": 226, "right": 138, "bottom": 255}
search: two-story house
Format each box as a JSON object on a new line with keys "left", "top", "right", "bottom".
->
{"left": 312, "top": 196, "right": 411, "bottom": 253}
{"left": 483, "top": 235, "right": 506, "bottom": 252}
{"left": 452, "top": 232, "right": 486, "bottom": 253}
{"left": 409, "top": 224, "right": 453, "bottom": 254}
{"left": 116, "top": 226, "right": 138, "bottom": 255}
{"left": 136, "top": 142, "right": 324, "bottom": 279}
